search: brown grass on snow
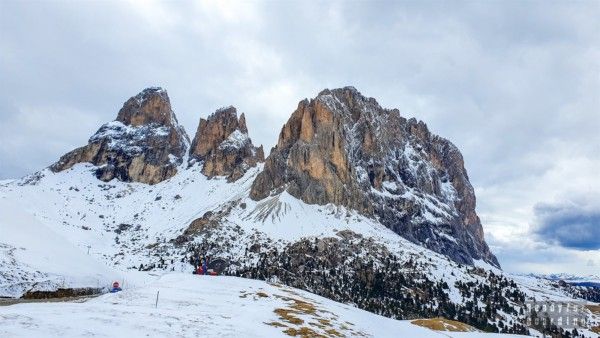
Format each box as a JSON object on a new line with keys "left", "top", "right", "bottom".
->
{"left": 586, "top": 304, "right": 600, "bottom": 314}
{"left": 283, "top": 326, "right": 326, "bottom": 337}
{"left": 411, "top": 317, "right": 478, "bottom": 332}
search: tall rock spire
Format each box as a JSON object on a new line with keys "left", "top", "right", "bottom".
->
{"left": 189, "top": 106, "right": 264, "bottom": 182}
{"left": 51, "top": 87, "right": 189, "bottom": 184}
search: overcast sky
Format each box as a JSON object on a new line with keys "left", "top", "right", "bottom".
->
{"left": 1, "top": 0, "right": 598, "bottom": 276}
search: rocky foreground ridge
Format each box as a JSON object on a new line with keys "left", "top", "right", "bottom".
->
{"left": 51, "top": 86, "right": 497, "bottom": 268}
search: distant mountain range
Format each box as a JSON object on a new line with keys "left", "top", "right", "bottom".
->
{"left": 528, "top": 273, "right": 600, "bottom": 288}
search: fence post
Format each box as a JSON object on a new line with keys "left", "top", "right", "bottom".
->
{"left": 155, "top": 290, "right": 159, "bottom": 308}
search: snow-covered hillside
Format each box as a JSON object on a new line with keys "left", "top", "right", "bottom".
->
{"left": 0, "top": 163, "right": 253, "bottom": 268}
{"left": 0, "top": 200, "right": 115, "bottom": 298}
{"left": 3, "top": 86, "right": 597, "bottom": 337}
{"left": 0, "top": 164, "right": 555, "bottom": 299}
{"left": 0, "top": 273, "right": 526, "bottom": 338}
{"left": 1, "top": 163, "right": 599, "bottom": 337}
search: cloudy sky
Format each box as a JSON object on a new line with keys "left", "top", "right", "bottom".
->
{"left": 1, "top": 0, "right": 598, "bottom": 276}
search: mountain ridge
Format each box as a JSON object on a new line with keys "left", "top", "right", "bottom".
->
{"left": 50, "top": 85, "right": 497, "bottom": 267}
{"left": 4, "top": 86, "right": 599, "bottom": 336}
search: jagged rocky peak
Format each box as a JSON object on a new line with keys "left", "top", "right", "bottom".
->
{"left": 251, "top": 86, "right": 499, "bottom": 268}
{"left": 51, "top": 87, "right": 189, "bottom": 184}
{"left": 189, "top": 106, "right": 264, "bottom": 182}
{"left": 116, "top": 87, "right": 176, "bottom": 126}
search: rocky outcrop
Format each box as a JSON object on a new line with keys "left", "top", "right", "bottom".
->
{"left": 51, "top": 87, "right": 189, "bottom": 184}
{"left": 250, "top": 87, "right": 499, "bottom": 267}
{"left": 189, "top": 106, "right": 264, "bottom": 182}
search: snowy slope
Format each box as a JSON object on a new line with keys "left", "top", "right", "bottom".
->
{"left": 0, "top": 273, "right": 526, "bottom": 338}
{"left": 0, "top": 163, "right": 258, "bottom": 275}
{"left": 1, "top": 163, "right": 598, "bottom": 337}
{"left": 0, "top": 164, "right": 517, "bottom": 301}
{"left": 0, "top": 199, "right": 115, "bottom": 298}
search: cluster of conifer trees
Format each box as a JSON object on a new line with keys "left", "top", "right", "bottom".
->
{"left": 184, "top": 236, "right": 530, "bottom": 334}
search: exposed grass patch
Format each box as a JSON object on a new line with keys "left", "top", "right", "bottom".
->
{"left": 411, "top": 317, "right": 478, "bottom": 332}
{"left": 586, "top": 304, "right": 600, "bottom": 314}
{"left": 591, "top": 326, "right": 600, "bottom": 334}
{"left": 266, "top": 294, "right": 366, "bottom": 337}
{"left": 324, "top": 328, "right": 343, "bottom": 337}
{"left": 275, "top": 308, "right": 305, "bottom": 325}
{"left": 309, "top": 321, "right": 326, "bottom": 329}
{"left": 283, "top": 326, "right": 326, "bottom": 337}
{"left": 256, "top": 291, "right": 269, "bottom": 298}
{"left": 290, "top": 298, "right": 317, "bottom": 315}
{"left": 317, "top": 318, "right": 331, "bottom": 326}
{"left": 265, "top": 321, "right": 288, "bottom": 328}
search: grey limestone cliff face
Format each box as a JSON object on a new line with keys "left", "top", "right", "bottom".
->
{"left": 51, "top": 87, "right": 189, "bottom": 184}
{"left": 250, "top": 87, "right": 499, "bottom": 268}
{"left": 189, "top": 106, "right": 264, "bottom": 182}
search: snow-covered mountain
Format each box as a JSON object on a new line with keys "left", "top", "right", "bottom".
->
{"left": 529, "top": 274, "right": 600, "bottom": 285}
{"left": 251, "top": 87, "right": 498, "bottom": 267}
{"left": 1, "top": 87, "right": 598, "bottom": 337}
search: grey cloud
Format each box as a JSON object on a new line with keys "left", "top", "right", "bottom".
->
{"left": 250, "top": 1, "right": 600, "bottom": 186}
{"left": 533, "top": 197, "right": 600, "bottom": 250}
{"left": 485, "top": 229, "right": 600, "bottom": 275}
